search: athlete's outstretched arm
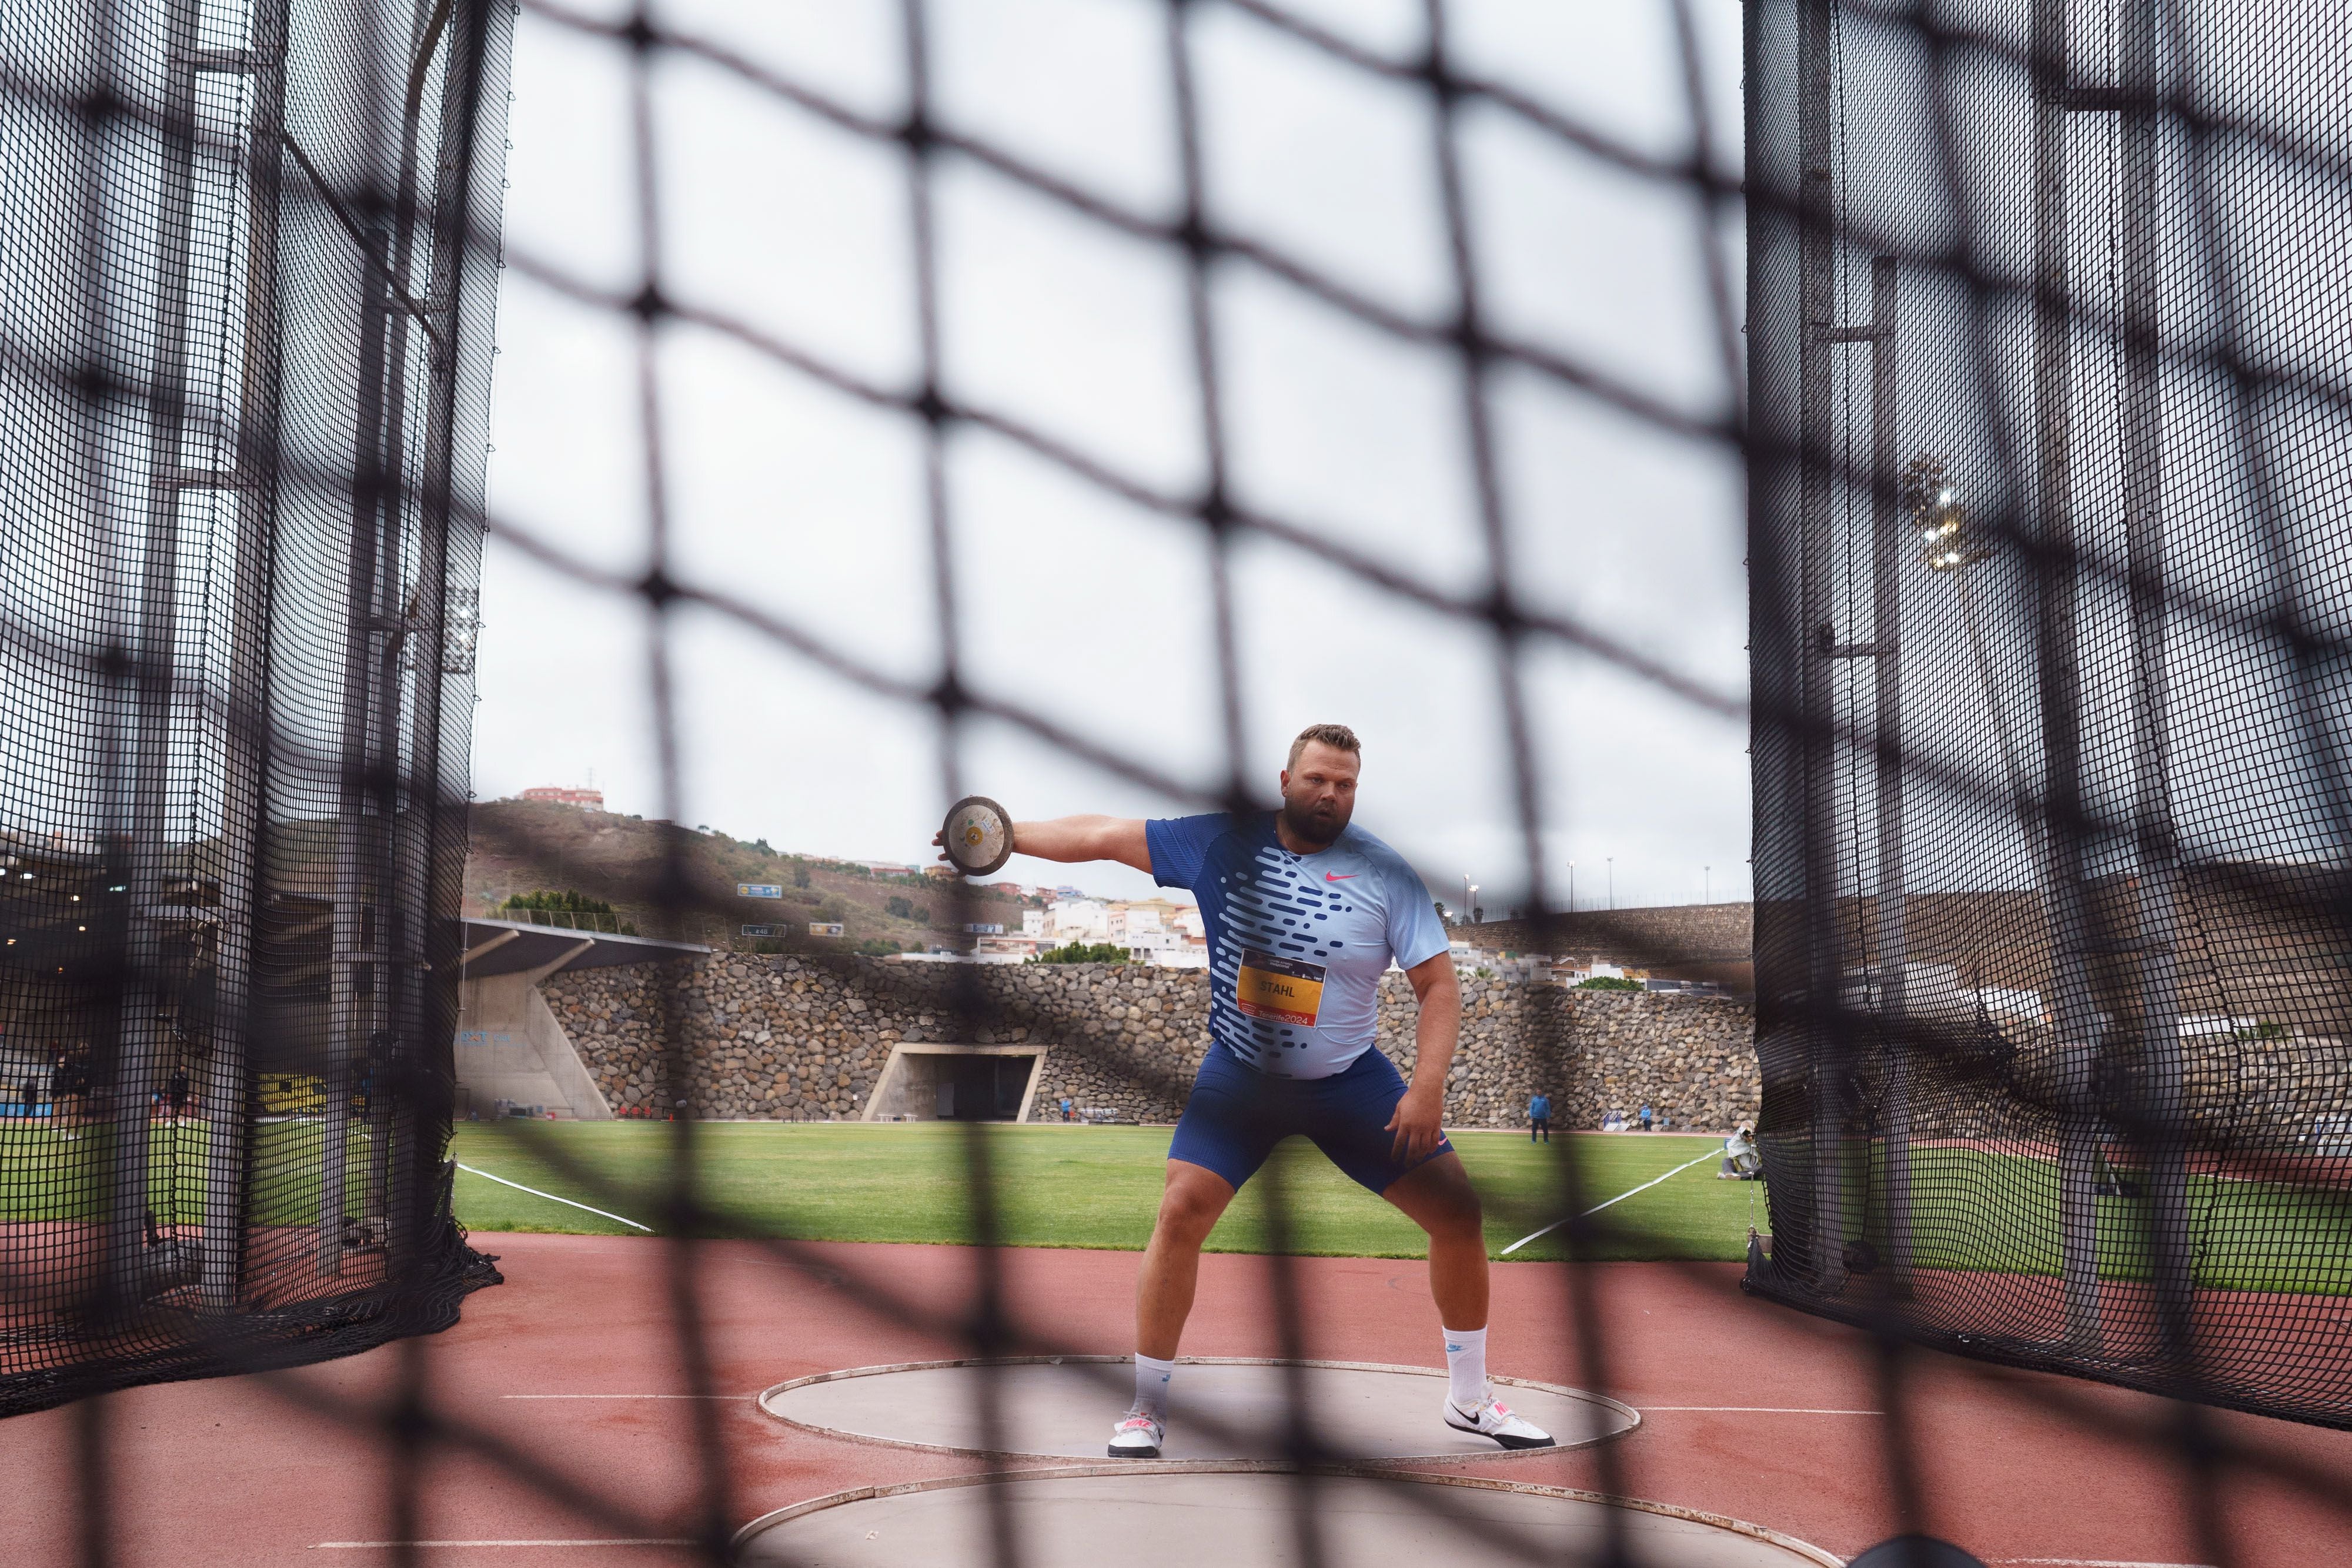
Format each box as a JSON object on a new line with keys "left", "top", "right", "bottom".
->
{"left": 932, "top": 814, "right": 1152, "bottom": 875}
{"left": 1387, "top": 950, "right": 1461, "bottom": 1162}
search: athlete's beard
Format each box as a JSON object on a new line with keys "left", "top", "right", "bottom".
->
{"left": 1279, "top": 791, "right": 1351, "bottom": 848}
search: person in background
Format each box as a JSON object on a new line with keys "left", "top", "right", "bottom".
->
{"left": 1527, "top": 1092, "right": 1551, "bottom": 1144}
{"left": 1638, "top": 1103, "right": 1653, "bottom": 1133}
{"left": 1718, "top": 1121, "right": 1763, "bottom": 1180}
{"left": 1060, "top": 1096, "right": 1074, "bottom": 1122}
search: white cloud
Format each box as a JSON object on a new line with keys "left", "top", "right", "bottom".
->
{"left": 475, "top": 0, "right": 1753, "bottom": 911}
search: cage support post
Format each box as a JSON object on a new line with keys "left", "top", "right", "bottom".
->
{"left": 2032, "top": 0, "right": 2105, "bottom": 1353}
{"left": 201, "top": 0, "right": 293, "bottom": 1310}
{"left": 1795, "top": 0, "right": 1848, "bottom": 1293}
{"left": 366, "top": 0, "right": 448, "bottom": 1259}
{"left": 2117, "top": 0, "right": 2191, "bottom": 1364}
{"left": 114, "top": 0, "right": 206, "bottom": 1312}
{"left": 402, "top": 0, "right": 513, "bottom": 1277}
{"left": 1822, "top": 257, "right": 1909, "bottom": 1292}
{"left": 326, "top": 220, "right": 396, "bottom": 1277}
{"left": 1866, "top": 257, "right": 1912, "bottom": 1294}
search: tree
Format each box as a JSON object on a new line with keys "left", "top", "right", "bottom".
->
{"left": 792, "top": 864, "right": 811, "bottom": 889}
{"left": 1034, "top": 941, "right": 1128, "bottom": 965}
{"left": 1576, "top": 975, "right": 1643, "bottom": 992}
{"left": 501, "top": 888, "right": 614, "bottom": 914}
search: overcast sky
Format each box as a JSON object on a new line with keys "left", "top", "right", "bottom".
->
{"left": 472, "top": 0, "right": 1750, "bottom": 910}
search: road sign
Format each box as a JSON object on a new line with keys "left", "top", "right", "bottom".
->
{"left": 809, "top": 922, "right": 844, "bottom": 938}
{"left": 741, "top": 925, "right": 773, "bottom": 937}
{"left": 739, "top": 882, "right": 783, "bottom": 899}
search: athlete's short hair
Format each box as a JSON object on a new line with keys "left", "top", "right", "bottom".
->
{"left": 1287, "top": 723, "right": 1361, "bottom": 772}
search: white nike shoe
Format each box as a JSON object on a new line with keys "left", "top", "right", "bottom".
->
{"left": 1444, "top": 1392, "right": 1556, "bottom": 1450}
{"left": 1108, "top": 1411, "right": 1165, "bottom": 1458}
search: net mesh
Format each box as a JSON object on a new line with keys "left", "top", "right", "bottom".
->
{"left": 0, "top": 0, "right": 508, "bottom": 1415}
{"left": 4, "top": 0, "right": 2351, "bottom": 1563}
{"left": 1748, "top": 0, "right": 2352, "bottom": 1426}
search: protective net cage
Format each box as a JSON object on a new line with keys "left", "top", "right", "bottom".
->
{"left": 0, "top": 0, "right": 512, "bottom": 1415}
{"left": 6, "top": 0, "right": 2352, "bottom": 1562}
{"left": 1748, "top": 0, "right": 2352, "bottom": 1425}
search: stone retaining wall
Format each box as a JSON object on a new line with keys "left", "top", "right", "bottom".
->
{"left": 541, "top": 955, "right": 1760, "bottom": 1130}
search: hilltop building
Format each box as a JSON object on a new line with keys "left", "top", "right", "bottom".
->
{"left": 519, "top": 785, "right": 604, "bottom": 810}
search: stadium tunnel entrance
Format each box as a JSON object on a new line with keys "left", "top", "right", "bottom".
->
{"left": 864, "top": 1044, "right": 1045, "bottom": 1122}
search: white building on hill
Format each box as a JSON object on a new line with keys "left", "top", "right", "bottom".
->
{"left": 1051, "top": 898, "right": 1111, "bottom": 941}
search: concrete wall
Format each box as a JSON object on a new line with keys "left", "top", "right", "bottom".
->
{"left": 454, "top": 950, "right": 615, "bottom": 1120}
{"left": 542, "top": 954, "right": 1762, "bottom": 1130}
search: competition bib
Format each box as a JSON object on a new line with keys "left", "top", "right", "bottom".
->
{"left": 1236, "top": 949, "right": 1326, "bottom": 1027}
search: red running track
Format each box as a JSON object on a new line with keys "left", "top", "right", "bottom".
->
{"left": 4, "top": 1233, "right": 2350, "bottom": 1566}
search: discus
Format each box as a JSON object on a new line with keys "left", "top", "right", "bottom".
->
{"left": 940, "top": 795, "right": 1014, "bottom": 877}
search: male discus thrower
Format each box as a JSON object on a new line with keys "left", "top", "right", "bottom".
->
{"left": 940, "top": 795, "right": 1015, "bottom": 877}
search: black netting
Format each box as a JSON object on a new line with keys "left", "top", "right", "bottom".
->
{"left": 4, "top": 0, "right": 2351, "bottom": 1562}
{"left": 1748, "top": 0, "right": 2352, "bottom": 1425}
{"left": 0, "top": 0, "right": 510, "bottom": 1415}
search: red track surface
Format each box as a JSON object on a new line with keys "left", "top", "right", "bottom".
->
{"left": 7, "top": 1233, "right": 2351, "bottom": 1566}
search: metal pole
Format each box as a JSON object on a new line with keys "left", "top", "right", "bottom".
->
{"left": 1866, "top": 256, "right": 1913, "bottom": 1295}
{"left": 2032, "top": 0, "right": 2105, "bottom": 1352}
{"left": 115, "top": 0, "right": 206, "bottom": 1312}
{"left": 1798, "top": 0, "right": 1847, "bottom": 1295}
{"left": 404, "top": 0, "right": 516, "bottom": 1279}
{"left": 2119, "top": 0, "right": 2191, "bottom": 1366}
{"left": 203, "top": 0, "right": 292, "bottom": 1311}
{"left": 325, "top": 220, "right": 394, "bottom": 1278}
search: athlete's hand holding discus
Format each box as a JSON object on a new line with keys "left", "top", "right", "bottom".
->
{"left": 931, "top": 800, "right": 1152, "bottom": 877}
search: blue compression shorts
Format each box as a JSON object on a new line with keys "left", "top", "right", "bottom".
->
{"left": 1168, "top": 1042, "right": 1454, "bottom": 1196}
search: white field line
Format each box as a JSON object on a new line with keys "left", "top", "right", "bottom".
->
{"left": 1501, "top": 1150, "right": 1721, "bottom": 1255}
{"left": 1639, "top": 1405, "right": 1883, "bottom": 1415}
{"left": 2003, "top": 1560, "right": 2219, "bottom": 1567}
{"left": 502, "top": 1393, "right": 747, "bottom": 1400}
{"left": 313, "top": 1542, "right": 695, "bottom": 1550}
{"left": 453, "top": 1162, "right": 652, "bottom": 1232}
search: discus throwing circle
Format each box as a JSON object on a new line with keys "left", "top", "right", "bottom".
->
{"left": 733, "top": 1466, "right": 1843, "bottom": 1567}
{"left": 761, "top": 1356, "right": 1638, "bottom": 1463}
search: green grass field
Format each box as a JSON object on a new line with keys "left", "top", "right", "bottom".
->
{"left": 447, "top": 1122, "right": 2352, "bottom": 1288}
{"left": 0, "top": 1118, "right": 402, "bottom": 1227}
{"left": 449, "top": 1122, "right": 1766, "bottom": 1263}
{"left": 8, "top": 1117, "right": 2339, "bottom": 1284}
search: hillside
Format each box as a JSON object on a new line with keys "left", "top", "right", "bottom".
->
{"left": 463, "top": 800, "right": 1036, "bottom": 957}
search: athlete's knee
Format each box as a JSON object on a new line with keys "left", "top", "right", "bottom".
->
{"left": 1427, "top": 1179, "right": 1483, "bottom": 1239}
{"left": 1392, "top": 1159, "right": 1482, "bottom": 1239}
{"left": 1154, "top": 1164, "right": 1232, "bottom": 1246}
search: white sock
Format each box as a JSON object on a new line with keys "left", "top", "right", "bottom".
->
{"left": 1132, "top": 1353, "right": 1174, "bottom": 1421}
{"left": 1442, "top": 1326, "right": 1488, "bottom": 1409}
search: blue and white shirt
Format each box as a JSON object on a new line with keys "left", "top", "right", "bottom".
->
{"left": 1145, "top": 812, "right": 1451, "bottom": 1079}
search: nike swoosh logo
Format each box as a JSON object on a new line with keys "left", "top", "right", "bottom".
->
{"left": 1325, "top": 872, "right": 1357, "bottom": 881}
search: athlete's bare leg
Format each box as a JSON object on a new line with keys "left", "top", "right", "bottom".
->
{"left": 1381, "top": 1151, "right": 1488, "bottom": 1330}
{"left": 1135, "top": 1158, "right": 1237, "bottom": 1360}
